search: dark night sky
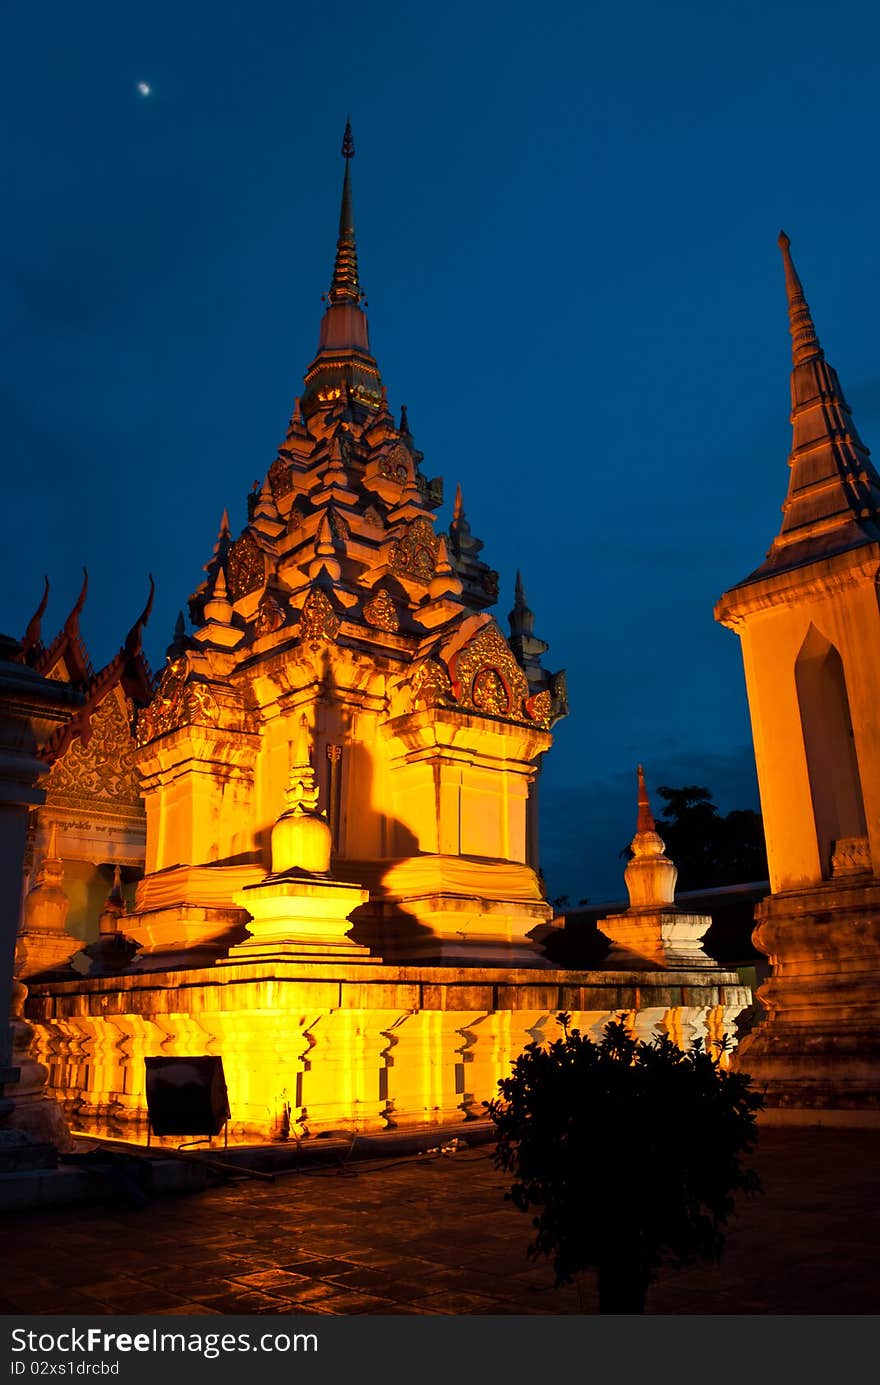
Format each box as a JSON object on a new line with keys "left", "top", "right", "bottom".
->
{"left": 4, "top": 1, "right": 880, "bottom": 903}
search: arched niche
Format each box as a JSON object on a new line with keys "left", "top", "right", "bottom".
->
{"left": 795, "top": 624, "right": 867, "bottom": 877}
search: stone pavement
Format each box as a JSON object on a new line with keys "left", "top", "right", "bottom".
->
{"left": 0, "top": 1126, "right": 878, "bottom": 1315}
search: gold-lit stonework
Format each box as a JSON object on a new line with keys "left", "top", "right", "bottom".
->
{"left": 227, "top": 532, "right": 265, "bottom": 599}
{"left": 47, "top": 691, "right": 140, "bottom": 807}
{"left": 255, "top": 591, "right": 286, "bottom": 637}
{"left": 409, "top": 658, "right": 452, "bottom": 709}
{"left": 389, "top": 516, "right": 439, "bottom": 583}
{"left": 135, "top": 656, "right": 220, "bottom": 745}
{"left": 299, "top": 588, "right": 340, "bottom": 645}
{"left": 267, "top": 455, "right": 293, "bottom": 500}
{"left": 378, "top": 443, "right": 412, "bottom": 484}
{"left": 363, "top": 588, "right": 399, "bottom": 632}
{"left": 449, "top": 623, "right": 530, "bottom": 723}
{"left": 23, "top": 127, "right": 748, "bottom": 1148}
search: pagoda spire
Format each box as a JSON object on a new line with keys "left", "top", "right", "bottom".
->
{"left": 723, "top": 234, "right": 880, "bottom": 585}
{"left": 778, "top": 231, "right": 822, "bottom": 366}
{"left": 328, "top": 121, "right": 361, "bottom": 307}
{"left": 302, "top": 122, "right": 382, "bottom": 420}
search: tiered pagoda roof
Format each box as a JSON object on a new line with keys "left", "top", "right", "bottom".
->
{"left": 146, "top": 125, "right": 567, "bottom": 741}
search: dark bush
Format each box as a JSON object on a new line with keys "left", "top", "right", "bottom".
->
{"left": 486, "top": 1014, "right": 764, "bottom": 1312}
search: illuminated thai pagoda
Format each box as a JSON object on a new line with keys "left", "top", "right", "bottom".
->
{"left": 25, "top": 128, "right": 748, "bottom": 1141}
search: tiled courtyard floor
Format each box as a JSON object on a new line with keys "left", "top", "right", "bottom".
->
{"left": 1, "top": 1126, "right": 878, "bottom": 1315}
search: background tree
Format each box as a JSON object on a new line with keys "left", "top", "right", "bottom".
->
{"left": 487, "top": 1014, "right": 763, "bottom": 1313}
{"left": 654, "top": 784, "right": 767, "bottom": 891}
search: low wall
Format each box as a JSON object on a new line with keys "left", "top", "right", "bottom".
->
{"left": 26, "top": 958, "right": 751, "bottom": 1143}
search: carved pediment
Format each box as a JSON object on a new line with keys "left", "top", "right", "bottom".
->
{"left": 363, "top": 588, "right": 399, "bottom": 633}
{"left": 299, "top": 588, "right": 340, "bottom": 645}
{"left": 227, "top": 533, "right": 266, "bottom": 600}
{"left": 447, "top": 623, "right": 550, "bottom": 727}
{"left": 48, "top": 690, "right": 142, "bottom": 807}
{"left": 136, "top": 657, "right": 220, "bottom": 746}
{"left": 389, "top": 517, "right": 439, "bottom": 584}
{"left": 378, "top": 443, "right": 413, "bottom": 485}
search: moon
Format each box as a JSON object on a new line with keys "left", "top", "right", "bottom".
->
{"left": 137, "top": 81, "right": 151, "bottom": 97}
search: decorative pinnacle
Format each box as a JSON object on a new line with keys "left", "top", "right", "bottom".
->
{"left": 509, "top": 570, "right": 535, "bottom": 639}
{"left": 285, "top": 714, "right": 321, "bottom": 814}
{"left": 328, "top": 121, "right": 361, "bottom": 306}
{"left": 778, "top": 231, "right": 823, "bottom": 366}
{"left": 636, "top": 764, "right": 656, "bottom": 834}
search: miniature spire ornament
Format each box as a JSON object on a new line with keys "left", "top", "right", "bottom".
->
{"left": 597, "top": 765, "right": 716, "bottom": 969}
{"left": 624, "top": 765, "right": 677, "bottom": 909}
{"left": 271, "top": 715, "right": 332, "bottom": 874}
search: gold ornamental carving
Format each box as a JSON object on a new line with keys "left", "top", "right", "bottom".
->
{"left": 448, "top": 623, "right": 546, "bottom": 725}
{"left": 363, "top": 588, "right": 399, "bottom": 633}
{"left": 388, "top": 517, "right": 439, "bottom": 584}
{"left": 525, "top": 689, "right": 553, "bottom": 728}
{"left": 268, "top": 456, "right": 293, "bottom": 501}
{"left": 409, "top": 659, "right": 451, "bottom": 709}
{"left": 48, "top": 692, "right": 142, "bottom": 807}
{"left": 378, "top": 443, "right": 412, "bottom": 484}
{"left": 227, "top": 533, "right": 266, "bottom": 600}
{"left": 135, "top": 657, "right": 221, "bottom": 746}
{"left": 299, "top": 588, "right": 340, "bottom": 645}
{"left": 255, "top": 591, "right": 286, "bottom": 637}
{"left": 363, "top": 506, "right": 384, "bottom": 531}
{"left": 329, "top": 509, "right": 350, "bottom": 542}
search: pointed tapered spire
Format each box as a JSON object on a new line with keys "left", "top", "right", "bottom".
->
{"left": 328, "top": 121, "right": 361, "bottom": 307}
{"left": 302, "top": 123, "right": 381, "bottom": 419}
{"left": 166, "top": 610, "right": 188, "bottom": 660}
{"left": 284, "top": 714, "right": 321, "bottom": 815}
{"left": 623, "top": 763, "right": 677, "bottom": 909}
{"left": 45, "top": 821, "right": 60, "bottom": 865}
{"left": 719, "top": 233, "right": 880, "bottom": 598}
{"left": 778, "top": 231, "right": 822, "bottom": 366}
{"left": 509, "top": 570, "right": 535, "bottom": 639}
{"left": 636, "top": 764, "right": 656, "bottom": 834}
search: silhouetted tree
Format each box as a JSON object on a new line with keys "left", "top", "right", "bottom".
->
{"left": 654, "top": 785, "right": 767, "bottom": 891}
{"left": 487, "top": 1014, "right": 764, "bottom": 1313}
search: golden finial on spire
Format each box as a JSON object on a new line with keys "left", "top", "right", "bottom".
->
{"left": 778, "top": 231, "right": 823, "bottom": 366}
{"left": 328, "top": 121, "right": 361, "bottom": 305}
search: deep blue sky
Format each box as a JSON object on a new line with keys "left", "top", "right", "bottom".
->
{"left": 4, "top": 1, "right": 880, "bottom": 903}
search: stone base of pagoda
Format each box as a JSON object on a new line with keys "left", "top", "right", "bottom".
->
{"left": 25, "top": 960, "right": 752, "bottom": 1142}
{"left": 15, "top": 928, "right": 80, "bottom": 979}
{"left": 596, "top": 909, "right": 717, "bottom": 970}
{"left": 230, "top": 871, "right": 371, "bottom": 962}
{"left": 125, "top": 863, "right": 268, "bottom": 965}
{"left": 345, "top": 854, "right": 554, "bottom": 965}
{"left": 732, "top": 879, "right": 880, "bottom": 1123}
